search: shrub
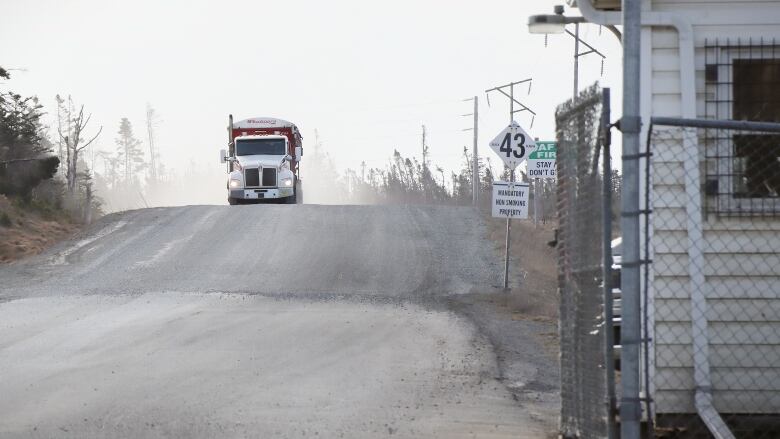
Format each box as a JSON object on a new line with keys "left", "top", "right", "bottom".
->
{"left": 0, "top": 211, "right": 11, "bottom": 227}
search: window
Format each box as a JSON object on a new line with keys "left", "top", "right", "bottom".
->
{"left": 235, "top": 138, "right": 286, "bottom": 156}
{"left": 704, "top": 40, "right": 780, "bottom": 215}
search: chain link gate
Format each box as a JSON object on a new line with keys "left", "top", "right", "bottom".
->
{"left": 556, "top": 84, "right": 617, "bottom": 439}
{"left": 644, "top": 118, "right": 780, "bottom": 438}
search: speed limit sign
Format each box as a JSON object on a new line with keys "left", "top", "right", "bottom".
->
{"left": 489, "top": 121, "right": 537, "bottom": 170}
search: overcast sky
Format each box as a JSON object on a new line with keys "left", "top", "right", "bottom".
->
{"left": 1, "top": 0, "right": 623, "bottom": 180}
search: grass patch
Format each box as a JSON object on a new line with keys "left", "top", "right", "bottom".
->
{"left": 0, "top": 211, "right": 12, "bottom": 228}
{"left": 0, "top": 194, "right": 79, "bottom": 263}
{"left": 11, "top": 196, "right": 70, "bottom": 222}
{"left": 484, "top": 213, "right": 559, "bottom": 319}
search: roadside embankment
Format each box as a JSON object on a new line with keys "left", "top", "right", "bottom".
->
{"left": 0, "top": 195, "right": 78, "bottom": 264}
{"left": 484, "top": 215, "right": 559, "bottom": 319}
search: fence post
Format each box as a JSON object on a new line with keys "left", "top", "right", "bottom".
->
{"left": 620, "top": 0, "right": 643, "bottom": 437}
{"left": 601, "top": 88, "right": 617, "bottom": 439}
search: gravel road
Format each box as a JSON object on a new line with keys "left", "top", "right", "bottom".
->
{"left": 0, "top": 204, "right": 558, "bottom": 438}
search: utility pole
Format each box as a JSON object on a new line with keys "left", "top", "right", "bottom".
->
{"left": 569, "top": 24, "right": 606, "bottom": 98}
{"left": 421, "top": 125, "right": 428, "bottom": 170}
{"left": 485, "top": 78, "right": 536, "bottom": 290}
{"left": 473, "top": 98, "right": 479, "bottom": 205}
{"left": 421, "top": 125, "right": 430, "bottom": 202}
{"left": 529, "top": 5, "right": 606, "bottom": 99}
{"left": 485, "top": 79, "right": 536, "bottom": 129}
{"left": 574, "top": 22, "right": 580, "bottom": 98}
{"left": 361, "top": 161, "right": 366, "bottom": 183}
{"left": 462, "top": 96, "right": 480, "bottom": 207}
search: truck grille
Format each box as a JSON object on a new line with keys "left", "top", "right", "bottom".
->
{"left": 262, "top": 168, "right": 277, "bottom": 187}
{"left": 244, "top": 168, "right": 260, "bottom": 187}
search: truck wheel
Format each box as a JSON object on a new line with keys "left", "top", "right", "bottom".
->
{"left": 228, "top": 197, "right": 239, "bottom": 205}
{"left": 285, "top": 189, "right": 297, "bottom": 204}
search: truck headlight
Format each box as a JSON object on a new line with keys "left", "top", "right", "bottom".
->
{"left": 229, "top": 179, "right": 242, "bottom": 188}
{"left": 281, "top": 177, "right": 293, "bottom": 187}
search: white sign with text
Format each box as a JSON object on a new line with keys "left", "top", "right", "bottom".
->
{"left": 491, "top": 181, "right": 529, "bottom": 219}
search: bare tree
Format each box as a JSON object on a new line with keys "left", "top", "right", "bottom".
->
{"left": 145, "top": 103, "right": 160, "bottom": 184}
{"left": 435, "top": 166, "right": 445, "bottom": 187}
{"left": 56, "top": 95, "right": 102, "bottom": 194}
{"left": 95, "top": 150, "right": 120, "bottom": 189}
{"left": 55, "top": 95, "right": 66, "bottom": 162}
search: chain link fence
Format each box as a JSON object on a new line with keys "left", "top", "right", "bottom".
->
{"left": 646, "top": 118, "right": 780, "bottom": 438}
{"left": 554, "top": 90, "right": 780, "bottom": 439}
{"left": 556, "top": 85, "right": 616, "bottom": 439}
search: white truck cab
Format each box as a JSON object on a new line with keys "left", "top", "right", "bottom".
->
{"left": 220, "top": 116, "right": 303, "bottom": 205}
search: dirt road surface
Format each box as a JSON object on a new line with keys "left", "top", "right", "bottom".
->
{"left": 0, "top": 205, "right": 558, "bottom": 438}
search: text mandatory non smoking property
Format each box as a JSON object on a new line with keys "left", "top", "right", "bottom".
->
{"left": 492, "top": 181, "right": 530, "bottom": 219}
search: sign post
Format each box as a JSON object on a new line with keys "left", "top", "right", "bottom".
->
{"left": 489, "top": 122, "right": 536, "bottom": 290}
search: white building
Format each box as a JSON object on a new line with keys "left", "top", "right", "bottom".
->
{"left": 576, "top": 0, "right": 780, "bottom": 435}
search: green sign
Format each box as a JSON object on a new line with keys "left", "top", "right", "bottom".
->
{"left": 528, "top": 141, "right": 557, "bottom": 160}
{"left": 528, "top": 141, "right": 557, "bottom": 179}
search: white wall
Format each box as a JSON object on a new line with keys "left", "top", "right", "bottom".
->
{"left": 646, "top": 0, "right": 780, "bottom": 414}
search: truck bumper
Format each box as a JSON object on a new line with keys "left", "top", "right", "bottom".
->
{"left": 230, "top": 188, "right": 294, "bottom": 200}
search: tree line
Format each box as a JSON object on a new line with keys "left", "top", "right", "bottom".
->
{"left": 0, "top": 66, "right": 169, "bottom": 220}
{"left": 2, "top": 64, "right": 608, "bottom": 222}
{"left": 303, "top": 130, "right": 560, "bottom": 221}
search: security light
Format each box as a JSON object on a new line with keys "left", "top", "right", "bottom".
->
{"left": 528, "top": 5, "right": 586, "bottom": 34}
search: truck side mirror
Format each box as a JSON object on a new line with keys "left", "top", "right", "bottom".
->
{"left": 295, "top": 146, "right": 302, "bottom": 162}
{"left": 284, "top": 154, "right": 293, "bottom": 162}
{"left": 220, "top": 149, "right": 227, "bottom": 163}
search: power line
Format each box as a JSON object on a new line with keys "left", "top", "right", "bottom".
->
{"left": 485, "top": 78, "right": 536, "bottom": 129}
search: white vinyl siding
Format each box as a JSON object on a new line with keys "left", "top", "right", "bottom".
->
{"left": 646, "top": 0, "right": 780, "bottom": 415}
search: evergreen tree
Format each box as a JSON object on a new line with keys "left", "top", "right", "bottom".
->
{"left": 115, "top": 118, "right": 145, "bottom": 186}
{"left": 0, "top": 90, "right": 46, "bottom": 161}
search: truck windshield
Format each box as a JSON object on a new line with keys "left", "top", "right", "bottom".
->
{"left": 235, "top": 138, "right": 286, "bottom": 156}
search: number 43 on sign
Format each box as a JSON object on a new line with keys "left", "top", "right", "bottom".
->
{"left": 489, "top": 121, "right": 537, "bottom": 170}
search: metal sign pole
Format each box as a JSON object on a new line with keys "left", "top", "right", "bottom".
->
{"left": 503, "top": 84, "right": 515, "bottom": 290}
{"left": 504, "top": 169, "right": 514, "bottom": 289}
{"left": 533, "top": 178, "right": 539, "bottom": 227}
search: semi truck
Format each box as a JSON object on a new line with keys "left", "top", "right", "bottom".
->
{"left": 220, "top": 115, "right": 303, "bottom": 205}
